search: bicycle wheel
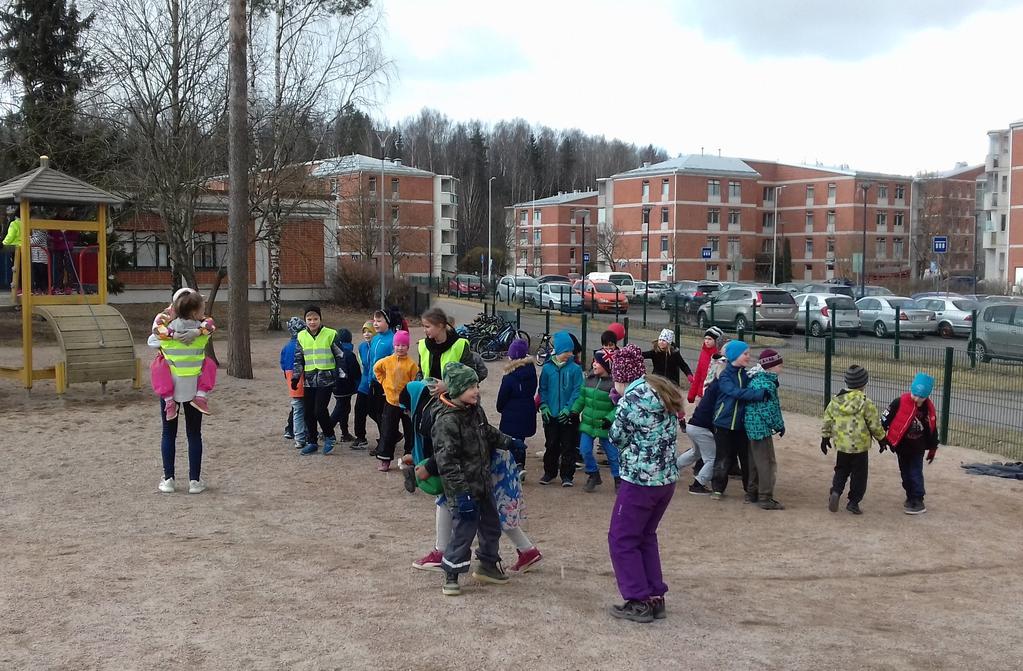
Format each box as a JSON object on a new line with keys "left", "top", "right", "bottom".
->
{"left": 479, "top": 340, "right": 501, "bottom": 362}
{"left": 534, "top": 337, "right": 552, "bottom": 366}
{"left": 514, "top": 330, "right": 531, "bottom": 349}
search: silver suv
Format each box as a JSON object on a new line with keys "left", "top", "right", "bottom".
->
{"left": 697, "top": 286, "right": 798, "bottom": 335}
{"left": 794, "top": 293, "right": 861, "bottom": 337}
{"left": 974, "top": 302, "right": 1023, "bottom": 362}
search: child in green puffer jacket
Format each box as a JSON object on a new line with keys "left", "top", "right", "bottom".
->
{"left": 572, "top": 350, "right": 620, "bottom": 492}
{"left": 743, "top": 349, "right": 786, "bottom": 510}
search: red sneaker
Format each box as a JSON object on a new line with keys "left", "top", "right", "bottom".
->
{"left": 411, "top": 548, "right": 444, "bottom": 572}
{"left": 165, "top": 401, "right": 178, "bottom": 422}
{"left": 189, "top": 397, "right": 210, "bottom": 414}
{"left": 508, "top": 546, "right": 543, "bottom": 573}
{"left": 377, "top": 460, "right": 391, "bottom": 472}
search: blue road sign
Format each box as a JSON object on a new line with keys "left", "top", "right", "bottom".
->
{"left": 701, "top": 247, "right": 712, "bottom": 259}
{"left": 583, "top": 252, "right": 590, "bottom": 263}
{"left": 933, "top": 236, "right": 948, "bottom": 254}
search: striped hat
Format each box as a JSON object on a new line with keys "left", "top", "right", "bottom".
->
{"left": 844, "top": 365, "right": 869, "bottom": 389}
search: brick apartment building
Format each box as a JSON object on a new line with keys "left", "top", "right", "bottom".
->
{"left": 982, "top": 120, "right": 1023, "bottom": 288}
{"left": 310, "top": 154, "right": 459, "bottom": 278}
{"left": 910, "top": 163, "right": 984, "bottom": 280}
{"left": 509, "top": 191, "right": 598, "bottom": 276}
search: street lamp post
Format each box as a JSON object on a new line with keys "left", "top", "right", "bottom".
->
{"left": 376, "top": 129, "right": 392, "bottom": 310}
{"left": 859, "top": 182, "right": 873, "bottom": 298}
{"left": 487, "top": 176, "right": 496, "bottom": 287}
{"left": 771, "top": 185, "right": 786, "bottom": 285}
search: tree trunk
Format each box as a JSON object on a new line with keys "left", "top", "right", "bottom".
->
{"left": 203, "top": 268, "right": 227, "bottom": 367}
{"left": 268, "top": 225, "right": 282, "bottom": 331}
{"left": 227, "top": 0, "right": 252, "bottom": 378}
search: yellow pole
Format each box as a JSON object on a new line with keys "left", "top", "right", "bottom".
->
{"left": 19, "top": 199, "right": 32, "bottom": 389}
{"left": 98, "top": 204, "right": 108, "bottom": 304}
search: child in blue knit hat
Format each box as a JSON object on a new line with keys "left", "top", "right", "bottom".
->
{"left": 881, "top": 372, "right": 938, "bottom": 515}
{"left": 538, "top": 331, "right": 584, "bottom": 486}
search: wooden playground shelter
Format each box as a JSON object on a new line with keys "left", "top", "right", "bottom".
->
{"left": 0, "top": 156, "right": 140, "bottom": 393}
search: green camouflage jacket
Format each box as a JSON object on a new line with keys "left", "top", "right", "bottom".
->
{"left": 432, "top": 396, "right": 512, "bottom": 503}
{"left": 821, "top": 389, "right": 886, "bottom": 453}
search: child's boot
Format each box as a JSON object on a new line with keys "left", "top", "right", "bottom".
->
{"left": 473, "top": 561, "right": 510, "bottom": 585}
{"left": 442, "top": 571, "right": 461, "bottom": 596}
{"left": 583, "top": 471, "right": 602, "bottom": 493}
{"left": 613, "top": 477, "right": 622, "bottom": 492}
{"left": 300, "top": 443, "right": 319, "bottom": 455}
{"left": 323, "top": 436, "right": 336, "bottom": 455}
{"left": 846, "top": 501, "right": 863, "bottom": 515}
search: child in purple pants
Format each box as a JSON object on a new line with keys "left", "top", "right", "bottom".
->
{"left": 606, "top": 344, "right": 683, "bottom": 624}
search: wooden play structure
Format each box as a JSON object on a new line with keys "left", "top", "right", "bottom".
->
{"left": 0, "top": 156, "right": 140, "bottom": 393}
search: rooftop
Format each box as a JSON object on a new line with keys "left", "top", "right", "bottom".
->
{"left": 0, "top": 157, "right": 123, "bottom": 205}
{"left": 309, "top": 154, "right": 434, "bottom": 178}
{"left": 612, "top": 154, "right": 760, "bottom": 179}
{"left": 512, "top": 190, "right": 598, "bottom": 207}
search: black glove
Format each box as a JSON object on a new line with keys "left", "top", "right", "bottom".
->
{"left": 761, "top": 389, "right": 771, "bottom": 401}
{"left": 878, "top": 438, "right": 890, "bottom": 453}
{"left": 820, "top": 437, "right": 831, "bottom": 455}
{"left": 778, "top": 427, "right": 785, "bottom": 438}
{"left": 290, "top": 375, "right": 300, "bottom": 391}
{"left": 601, "top": 418, "right": 613, "bottom": 430}
{"left": 508, "top": 438, "right": 526, "bottom": 465}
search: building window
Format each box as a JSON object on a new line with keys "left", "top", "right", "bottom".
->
{"left": 122, "top": 231, "right": 170, "bottom": 269}
{"left": 827, "top": 238, "right": 835, "bottom": 255}
{"left": 727, "top": 236, "right": 740, "bottom": 258}
{"left": 729, "top": 181, "right": 741, "bottom": 198}
{"left": 806, "top": 212, "right": 814, "bottom": 229}
{"left": 192, "top": 232, "right": 226, "bottom": 270}
{"left": 876, "top": 237, "right": 887, "bottom": 259}
{"left": 728, "top": 209, "right": 740, "bottom": 226}
{"left": 763, "top": 186, "right": 776, "bottom": 201}
{"left": 708, "top": 179, "right": 720, "bottom": 198}
{"left": 827, "top": 210, "right": 836, "bottom": 229}
{"left": 827, "top": 183, "right": 836, "bottom": 200}
{"left": 894, "top": 212, "right": 904, "bottom": 228}
{"left": 391, "top": 205, "right": 399, "bottom": 223}
{"left": 570, "top": 248, "right": 576, "bottom": 261}
{"left": 642, "top": 207, "right": 651, "bottom": 225}
{"left": 368, "top": 176, "right": 377, "bottom": 193}
{"left": 707, "top": 209, "right": 720, "bottom": 225}
{"left": 761, "top": 239, "right": 773, "bottom": 253}
{"left": 534, "top": 231, "right": 541, "bottom": 244}
{"left": 391, "top": 178, "right": 399, "bottom": 196}
{"left": 534, "top": 210, "right": 541, "bottom": 224}
{"left": 876, "top": 212, "right": 886, "bottom": 228}
{"left": 519, "top": 210, "right": 527, "bottom": 224}
{"left": 806, "top": 184, "right": 815, "bottom": 201}
{"left": 660, "top": 236, "right": 669, "bottom": 253}
{"left": 805, "top": 238, "right": 813, "bottom": 256}
{"left": 1001, "top": 214, "right": 1007, "bottom": 231}
{"left": 661, "top": 179, "right": 669, "bottom": 200}
{"left": 708, "top": 237, "right": 719, "bottom": 252}
{"left": 1002, "top": 175, "right": 1008, "bottom": 193}
{"left": 878, "top": 184, "right": 888, "bottom": 199}
{"left": 661, "top": 207, "right": 669, "bottom": 224}
{"left": 893, "top": 238, "right": 903, "bottom": 259}
{"left": 641, "top": 237, "right": 648, "bottom": 254}
{"left": 642, "top": 180, "right": 650, "bottom": 200}
{"left": 895, "top": 184, "right": 905, "bottom": 200}
{"left": 762, "top": 212, "right": 774, "bottom": 229}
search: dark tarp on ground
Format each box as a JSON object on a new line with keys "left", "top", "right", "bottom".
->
{"left": 960, "top": 462, "right": 1023, "bottom": 480}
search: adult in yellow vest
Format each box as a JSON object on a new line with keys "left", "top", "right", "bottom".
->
{"left": 292, "top": 305, "right": 346, "bottom": 455}
{"left": 418, "top": 307, "right": 489, "bottom": 391}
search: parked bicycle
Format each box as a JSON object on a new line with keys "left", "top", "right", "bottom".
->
{"left": 477, "top": 321, "right": 531, "bottom": 362}
{"left": 533, "top": 331, "right": 554, "bottom": 366}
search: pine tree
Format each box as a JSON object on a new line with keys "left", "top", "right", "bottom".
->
{"left": 0, "top": 0, "right": 97, "bottom": 174}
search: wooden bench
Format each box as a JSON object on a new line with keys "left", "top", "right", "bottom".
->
{"left": 31, "top": 304, "right": 141, "bottom": 393}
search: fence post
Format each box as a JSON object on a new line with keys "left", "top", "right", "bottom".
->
{"left": 940, "top": 346, "right": 953, "bottom": 444}
{"left": 673, "top": 293, "right": 679, "bottom": 325}
{"left": 616, "top": 288, "right": 622, "bottom": 323}
{"left": 674, "top": 324, "right": 680, "bottom": 349}
{"left": 710, "top": 298, "right": 715, "bottom": 325}
{"left": 641, "top": 287, "right": 646, "bottom": 327}
{"left": 516, "top": 308, "right": 521, "bottom": 331}
{"left": 805, "top": 301, "right": 810, "bottom": 351}
{"left": 413, "top": 289, "right": 419, "bottom": 316}
{"left": 824, "top": 336, "right": 833, "bottom": 402}
{"left": 750, "top": 297, "right": 757, "bottom": 343}
{"left": 894, "top": 312, "right": 901, "bottom": 361}
{"left": 590, "top": 287, "right": 596, "bottom": 318}
{"left": 737, "top": 326, "right": 745, "bottom": 342}
{"left": 968, "top": 309, "right": 977, "bottom": 368}
{"left": 623, "top": 316, "right": 630, "bottom": 345}
{"left": 545, "top": 309, "right": 551, "bottom": 336}
{"left": 581, "top": 313, "right": 588, "bottom": 367}
{"left": 829, "top": 307, "right": 835, "bottom": 340}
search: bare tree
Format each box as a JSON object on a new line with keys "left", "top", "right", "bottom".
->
{"left": 912, "top": 176, "right": 969, "bottom": 280}
{"left": 228, "top": 0, "right": 252, "bottom": 377}
{"left": 90, "top": 0, "right": 228, "bottom": 290}
{"left": 597, "top": 222, "right": 621, "bottom": 271}
{"left": 337, "top": 177, "right": 379, "bottom": 261}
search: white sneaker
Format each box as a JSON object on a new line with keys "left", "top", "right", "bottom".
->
{"left": 158, "top": 477, "right": 175, "bottom": 493}
{"left": 188, "top": 479, "right": 207, "bottom": 494}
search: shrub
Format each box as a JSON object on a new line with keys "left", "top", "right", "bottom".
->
{"left": 332, "top": 260, "right": 379, "bottom": 309}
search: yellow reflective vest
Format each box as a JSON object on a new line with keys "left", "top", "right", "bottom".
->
{"left": 298, "top": 327, "right": 338, "bottom": 371}
{"left": 160, "top": 334, "right": 210, "bottom": 378}
{"left": 418, "top": 337, "right": 468, "bottom": 379}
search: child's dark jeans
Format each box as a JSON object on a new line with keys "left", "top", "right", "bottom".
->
{"left": 896, "top": 446, "right": 926, "bottom": 500}
{"left": 832, "top": 451, "right": 868, "bottom": 504}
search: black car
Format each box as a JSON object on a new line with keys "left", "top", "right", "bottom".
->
{"left": 659, "top": 280, "right": 722, "bottom": 312}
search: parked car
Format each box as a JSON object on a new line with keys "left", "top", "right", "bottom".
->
{"left": 573, "top": 279, "right": 630, "bottom": 313}
{"left": 973, "top": 302, "right": 1023, "bottom": 362}
{"left": 659, "top": 280, "right": 722, "bottom": 312}
{"left": 778, "top": 282, "right": 805, "bottom": 294}
{"left": 801, "top": 283, "right": 855, "bottom": 299}
{"left": 536, "top": 274, "right": 570, "bottom": 285}
{"left": 634, "top": 280, "right": 669, "bottom": 303}
{"left": 911, "top": 291, "right": 963, "bottom": 301}
{"left": 448, "top": 273, "right": 483, "bottom": 298}
{"left": 696, "top": 285, "right": 798, "bottom": 335}
{"left": 495, "top": 275, "right": 539, "bottom": 302}
{"left": 794, "top": 293, "right": 861, "bottom": 337}
{"left": 587, "top": 271, "right": 636, "bottom": 297}
{"left": 916, "top": 297, "right": 980, "bottom": 338}
{"left": 856, "top": 285, "right": 895, "bottom": 298}
{"left": 536, "top": 282, "right": 583, "bottom": 312}
{"left": 855, "top": 296, "right": 935, "bottom": 338}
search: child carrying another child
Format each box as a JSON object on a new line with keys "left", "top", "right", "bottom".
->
{"left": 151, "top": 288, "right": 217, "bottom": 420}
{"left": 881, "top": 372, "right": 939, "bottom": 515}
{"left": 573, "top": 349, "right": 620, "bottom": 493}
{"left": 820, "top": 364, "right": 889, "bottom": 515}
{"left": 743, "top": 349, "right": 786, "bottom": 510}
{"left": 372, "top": 330, "right": 419, "bottom": 471}
{"left": 280, "top": 316, "right": 306, "bottom": 449}
{"left": 538, "top": 331, "right": 584, "bottom": 487}
{"left": 434, "top": 362, "right": 526, "bottom": 596}
{"left": 606, "top": 344, "right": 683, "bottom": 624}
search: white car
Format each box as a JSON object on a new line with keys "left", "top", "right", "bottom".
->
{"left": 537, "top": 282, "right": 583, "bottom": 312}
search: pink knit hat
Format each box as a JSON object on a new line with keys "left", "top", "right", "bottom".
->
{"left": 611, "top": 344, "right": 645, "bottom": 384}
{"left": 393, "top": 330, "right": 410, "bottom": 348}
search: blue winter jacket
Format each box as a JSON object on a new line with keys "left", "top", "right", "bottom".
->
{"left": 333, "top": 342, "right": 361, "bottom": 397}
{"left": 496, "top": 359, "right": 538, "bottom": 439}
{"left": 689, "top": 377, "right": 720, "bottom": 430}
{"left": 280, "top": 337, "right": 298, "bottom": 372}
{"left": 712, "top": 364, "right": 766, "bottom": 431}
{"left": 538, "top": 357, "right": 583, "bottom": 416}
{"left": 360, "top": 330, "right": 394, "bottom": 392}
{"left": 357, "top": 341, "right": 372, "bottom": 394}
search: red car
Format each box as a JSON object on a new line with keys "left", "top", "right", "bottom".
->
{"left": 448, "top": 274, "right": 483, "bottom": 298}
{"left": 572, "top": 280, "right": 630, "bottom": 313}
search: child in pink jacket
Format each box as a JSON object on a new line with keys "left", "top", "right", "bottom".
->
{"left": 150, "top": 288, "right": 217, "bottom": 419}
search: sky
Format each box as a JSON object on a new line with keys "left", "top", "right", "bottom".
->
{"left": 377, "top": 0, "right": 1023, "bottom": 176}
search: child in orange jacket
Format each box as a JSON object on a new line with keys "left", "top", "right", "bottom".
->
{"left": 373, "top": 330, "right": 420, "bottom": 471}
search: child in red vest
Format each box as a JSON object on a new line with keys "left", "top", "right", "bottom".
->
{"left": 881, "top": 372, "right": 938, "bottom": 515}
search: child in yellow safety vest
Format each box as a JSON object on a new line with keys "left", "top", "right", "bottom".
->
{"left": 292, "top": 305, "right": 347, "bottom": 455}
{"left": 150, "top": 288, "right": 217, "bottom": 420}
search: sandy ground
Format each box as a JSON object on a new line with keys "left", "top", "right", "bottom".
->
{"left": 2, "top": 319, "right": 1023, "bottom": 671}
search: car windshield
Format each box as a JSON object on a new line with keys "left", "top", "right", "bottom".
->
{"left": 608, "top": 275, "right": 633, "bottom": 286}
{"left": 591, "top": 282, "right": 617, "bottom": 292}
{"left": 760, "top": 291, "right": 796, "bottom": 305}
{"left": 458, "top": 275, "right": 479, "bottom": 282}
{"left": 953, "top": 299, "right": 979, "bottom": 311}
{"left": 826, "top": 297, "right": 857, "bottom": 310}
{"left": 889, "top": 299, "right": 923, "bottom": 310}
{"left": 517, "top": 278, "right": 538, "bottom": 287}
{"left": 545, "top": 283, "right": 572, "bottom": 292}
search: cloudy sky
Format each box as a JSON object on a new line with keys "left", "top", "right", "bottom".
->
{"left": 378, "top": 0, "right": 1023, "bottom": 176}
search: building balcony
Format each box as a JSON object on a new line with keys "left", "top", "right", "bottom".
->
{"left": 440, "top": 243, "right": 456, "bottom": 256}
{"left": 707, "top": 222, "right": 720, "bottom": 232}
{"left": 876, "top": 225, "right": 888, "bottom": 233}
{"left": 438, "top": 192, "right": 457, "bottom": 206}
{"left": 876, "top": 197, "right": 889, "bottom": 207}
{"left": 728, "top": 223, "right": 741, "bottom": 232}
